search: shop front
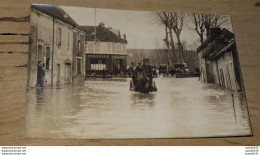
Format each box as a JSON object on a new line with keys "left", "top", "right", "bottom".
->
{"left": 85, "top": 54, "right": 127, "bottom": 76}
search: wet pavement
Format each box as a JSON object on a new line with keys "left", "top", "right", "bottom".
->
{"left": 25, "top": 77, "right": 252, "bottom": 139}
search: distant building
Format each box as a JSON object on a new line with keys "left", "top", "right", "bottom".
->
{"left": 197, "top": 28, "right": 243, "bottom": 91}
{"left": 80, "top": 23, "right": 128, "bottom": 76}
{"left": 27, "top": 4, "right": 85, "bottom": 87}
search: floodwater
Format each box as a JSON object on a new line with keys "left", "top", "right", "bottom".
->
{"left": 25, "top": 77, "right": 252, "bottom": 139}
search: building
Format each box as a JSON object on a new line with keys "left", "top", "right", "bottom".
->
{"left": 197, "top": 28, "right": 243, "bottom": 91}
{"left": 27, "top": 4, "right": 85, "bottom": 87}
{"left": 80, "top": 23, "right": 128, "bottom": 76}
{"left": 72, "top": 28, "right": 86, "bottom": 79}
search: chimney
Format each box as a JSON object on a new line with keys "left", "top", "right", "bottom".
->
{"left": 99, "top": 22, "right": 105, "bottom": 28}
{"left": 210, "top": 28, "right": 221, "bottom": 37}
{"left": 123, "top": 34, "right": 126, "bottom": 40}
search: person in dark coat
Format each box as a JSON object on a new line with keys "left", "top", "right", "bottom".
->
{"left": 128, "top": 62, "right": 136, "bottom": 77}
{"left": 135, "top": 62, "right": 144, "bottom": 75}
{"left": 36, "top": 62, "right": 45, "bottom": 87}
{"left": 144, "top": 62, "right": 153, "bottom": 89}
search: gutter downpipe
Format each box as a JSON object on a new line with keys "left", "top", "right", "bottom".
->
{"left": 51, "top": 17, "right": 55, "bottom": 87}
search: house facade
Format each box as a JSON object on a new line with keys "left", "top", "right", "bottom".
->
{"left": 197, "top": 28, "right": 243, "bottom": 91}
{"left": 80, "top": 23, "right": 127, "bottom": 76}
{"left": 72, "top": 28, "right": 86, "bottom": 79}
{"left": 27, "top": 4, "right": 85, "bottom": 87}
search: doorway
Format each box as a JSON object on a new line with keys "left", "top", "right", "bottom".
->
{"left": 64, "top": 63, "right": 72, "bottom": 84}
{"left": 36, "top": 45, "right": 44, "bottom": 87}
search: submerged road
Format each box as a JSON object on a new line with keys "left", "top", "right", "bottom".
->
{"left": 26, "top": 77, "right": 252, "bottom": 139}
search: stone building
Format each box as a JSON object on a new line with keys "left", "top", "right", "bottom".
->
{"left": 80, "top": 23, "right": 128, "bottom": 76}
{"left": 27, "top": 4, "right": 85, "bottom": 87}
{"left": 197, "top": 28, "right": 243, "bottom": 91}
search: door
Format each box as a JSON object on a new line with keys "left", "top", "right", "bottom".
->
{"left": 64, "top": 63, "right": 71, "bottom": 84}
{"left": 77, "top": 58, "right": 81, "bottom": 74}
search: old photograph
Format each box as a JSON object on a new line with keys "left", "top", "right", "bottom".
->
{"left": 25, "top": 3, "right": 252, "bottom": 139}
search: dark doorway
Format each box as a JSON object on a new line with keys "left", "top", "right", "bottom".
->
{"left": 77, "top": 58, "right": 81, "bottom": 74}
{"left": 64, "top": 63, "right": 72, "bottom": 84}
{"left": 36, "top": 45, "right": 44, "bottom": 87}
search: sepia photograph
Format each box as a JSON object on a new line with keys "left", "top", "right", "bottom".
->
{"left": 25, "top": 3, "right": 252, "bottom": 139}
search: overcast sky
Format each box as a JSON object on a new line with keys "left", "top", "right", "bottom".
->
{"left": 61, "top": 6, "right": 232, "bottom": 50}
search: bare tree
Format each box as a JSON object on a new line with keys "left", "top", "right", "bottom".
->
{"left": 190, "top": 13, "right": 207, "bottom": 44}
{"left": 171, "top": 12, "right": 186, "bottom": 63}
{"left": 190, "top": 13, "right": 228, "bottom": 44}
{"left": 156, "top": 12, "right": 176, "bottom": 64}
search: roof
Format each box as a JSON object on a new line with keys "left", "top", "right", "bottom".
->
{"left": 108, "top": 28, "right": 121, "bottom": 37}
{"left": 31, "top": 4, "right": 78, "bottom": 26}
{"left": 202, "top": 46, "right": 215, "bottom": 58}
{"left": 79, "top": 26, "right": 127, "bottom": 43}
{"left": 210, "top": 39, "right": 236, "bottom": 60}
{"left": 197, "top": 28, "right": 234, "bottom": 52}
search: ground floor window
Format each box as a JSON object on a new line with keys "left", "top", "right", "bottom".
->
{"left": 90, "top": 58, "right": 106, "bottom": 70}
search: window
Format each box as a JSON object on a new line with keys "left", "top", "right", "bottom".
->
{"left": 77, "top": 40, "right": 80, "bottom": 51}
{"left": 45, "top": 46, "right": 50, "bottom": 70}
{"left": 77, "top": 32, "right": 80, "bottom": 52}
{"left": 67, "top": 31, "right": 70, "bottom": 50}
{"left": 90, "top": 58, "right": 106, "bottom": 70}
{"left": 57, "top": 28, "right": 61, "bottom": 47}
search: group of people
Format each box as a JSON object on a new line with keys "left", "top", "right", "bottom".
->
{"left": 128, "top": 62, "right": 156, "bottom": 92}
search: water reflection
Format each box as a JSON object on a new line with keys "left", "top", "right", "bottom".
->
{"left": 26, "top": 77, "right": 252, "bottom": 139}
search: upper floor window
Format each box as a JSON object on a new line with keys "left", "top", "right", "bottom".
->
{"left": 77, "top": 32, "right": 80, "bottom": 52}
{"left": 88, "top": 44, "right": 94, "bottom": 53}
{"left": 117, "top": 44, "right": 121, "bottom": 54}
{"left": 57, "top": 28, "right": 61, "bottom": 47}
{"left": 67, "top": 31, "right": 70, "bottom": 50}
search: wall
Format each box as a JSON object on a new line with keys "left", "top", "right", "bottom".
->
{"left": 214, "top": 52, "right": 240, "bottom": 91}
{"left": 86, "top": 41, "right": 127, "bottom": 55}
{"left": 198, "top": 51, "right": 207, "bottom": 81}
{"left": 0, "top": 0, "right": 260, "bottom": 146}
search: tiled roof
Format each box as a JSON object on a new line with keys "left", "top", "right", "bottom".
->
{"left": 31, "top": 4, "right": 78, "bottom": 26}
{"left": 79, "top": 26, "right": 127, "bottom": 43}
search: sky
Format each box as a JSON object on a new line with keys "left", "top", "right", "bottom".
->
{"left": 61, "top": 6, "right": 233, "bottom": 50}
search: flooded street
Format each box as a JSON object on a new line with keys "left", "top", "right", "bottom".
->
{"left": 26, "top": 77, "right": 252, "bottom": 139}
